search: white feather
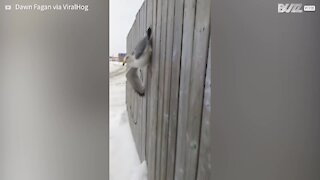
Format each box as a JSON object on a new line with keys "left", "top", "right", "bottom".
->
{"left": 125, "top": 45, "right": 152, "bottom": 68}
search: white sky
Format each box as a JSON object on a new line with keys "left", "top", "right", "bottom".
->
{"left": 110, "top": 0, "right": 144, "bottom": 57}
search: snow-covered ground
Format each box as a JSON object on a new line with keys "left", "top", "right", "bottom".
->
{"left": 109, "top": 62, "right": 148, "bottom": 180}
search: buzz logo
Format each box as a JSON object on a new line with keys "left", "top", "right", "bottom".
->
{"left": 278, "top": 3, "right": 316, "bottom": 13}
{"left": 278, "top": 3, "right": 303, "bottom": 13}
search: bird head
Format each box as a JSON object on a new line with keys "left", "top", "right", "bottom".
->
{"left": 146, "top": 27, "right": 152, "bottom": 40}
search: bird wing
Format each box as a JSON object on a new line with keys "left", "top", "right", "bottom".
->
{"left": 126, "top": 68, "right": 145, "bottom": 96}
{"left": 133, "top": 37, "right": 148, "bottom": 59}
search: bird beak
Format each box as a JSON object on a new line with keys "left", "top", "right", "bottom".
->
{"left": 122, "top": 56, "right": 128, "bottom": 66}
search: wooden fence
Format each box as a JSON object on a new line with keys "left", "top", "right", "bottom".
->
{"left": 125, "top": 0, "right": 211, "bottom": 179}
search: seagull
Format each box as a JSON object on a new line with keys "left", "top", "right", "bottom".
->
{"left": 122, "top": 27, "right": 152, "bottom": 68}
{"left": 123, "top": 28, "right": 152, "bottom": 96}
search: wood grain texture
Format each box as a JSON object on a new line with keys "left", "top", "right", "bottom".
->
{"left": 166, "top": 0, "right": 185, "bottom": 179}
{"left": 159, "top": 0, "right": 175, "bottom": 179}
{"left": 184, "top": 0, "right": 211, "bottom": 179}
{"left": 156, "top": 0, "right": 169, "bottom": 179}
{"left": 125, "top": 0, "right": 211, "bottom": 179}
{"left": 145, "top": 0, "right": 153, "bottom": 165}
{"left": 140, "top": 1, "right": 147, "bottom": 161}
{"left": 174, "top": 0, "right": 197, "bottom": 179}
{"left": 197, "top": 38, "right": 211, "bottom": 180}
{"left": 135, "top": 13, "right": 141, "bottom": 158}
{"left": 146, "top": 0, "right": 161, "bottom": 179}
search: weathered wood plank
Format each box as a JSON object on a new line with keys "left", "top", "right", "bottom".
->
{"left": 129, "top": 19, "right": 134, "bottom": 139}
{"left": 130, "top": 19, "right": 135, "bottom": 124}
{"left": 145, "top": 0, "right": 153, "bottom": 165}
{"left": 155, "top": 0, "right": 169, "bottom": 179}
{"left": 126, "top": 0, "right": 211, "bottom": 179}
{"left": 184, "top": 0, "right": 211, "bottom": 178}
{"left": 128, "top": 20, "right": 137, "bottom": 131}
{"left": 129, "top": 25, "right": 134, "bottom": 122}
{"left": 146, "top": 0, "right": 160, "bottom": 179}
{"left": 174, "top": 0, "right": 197, "bottom": 179}
{"left": 130, "top": 19, "right": 135, "bottom": 146}
{"left": 140, "top": 1, "right": 147, "bottom": 161}
{"left": 126, "top": 28, "right": 130, "bottom": 112}
{"left": 166, "top": 0, "right": 185, "bottom": 179}
{"left": 132, "top": 17, "right": 140, "bottom": 156}
{"left": 126, "top": 26, "right": 130, "bottom": 114}
{"left": 130, "top": 25, "right": 135, "bottom": 119}
{"left": 136, "top": 9, "right": 142, "bottom": 159}
{"left": 159, "top": 0, "right": 175, "bottom": 178}
{"left": 197, "top": 38, "right": 211, "bottom": 180}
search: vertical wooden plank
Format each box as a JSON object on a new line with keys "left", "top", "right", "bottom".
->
{"left": 129, "top": 19, "right": 134, "bottom": 141}
{"left": 145, "top": 0, "right": 159, "bottom": 179}
{"left": 141, "top": 3, "right": 147, "bottom": 161}
{"left": 147, "top": 0, "right": 161, "bottom": 178}
{"left": 128, "top": 26, "right": 134, "bottom": 122}
{"left": 166, "top": 0, "right": 185, "bottom": 179}
{"left": 130, "top": 27, "right": 134, "bottom": 120}
{"left": 128, "top": 28, "right": 132, "bottom": 118}
{"left": 128, "top": 20, "right": 136, "bottom": 131}
{"left": 183, "top": 0, "right": 212, "bottom": 179}
{"left": 132, "top": 18, "right": 137, "bottom": 128}
{"left": 160, "top": 0, "right": 175, "bottom": 179}
{"left": 130, "top": 21, "right": 135, "bottom": 123}
{"left": 127, "top": 26, "right": 134, "bottom": 119}
{"left": 126, "top": 30, "right": 128, "bottom": 106}
{"left": 126, "top": 28, "right": 130, "bottom": 114}
{"left": 139, "top": 2, "right": 144, "bottom": 162}
{"left": 145, "top": 0, "right": 153, "bottom": 165}
{"left": 132, "top": 17, "right": 139, "bottom": 155}
{"left": 174, "top": 0, "right": 197, "bottom": 178}
{"left": 129, "top": 20, "right": 134, "bottom": 137}
{"left": 143, "top": 1, "right": 148, "bottom": 162}
{"left": 136, "top": 7, "right": 142, "bottom": 161}
{"left": 126, "top": 29, "right": 129, "bottom": 109}
{"left": 136, "top": 9, "right": 142, "bottom": 159}
{"left": 140, "top": 1, "right": 147, "bottom": 161}
{"left": 156, "top": 0, "right": 169, "bottom": 179}
{"left": 197, "top": 38, "right": 211, "bottom": 180}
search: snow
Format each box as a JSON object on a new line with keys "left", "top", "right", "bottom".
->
{"left": 130, "top": 161, "right": 148, "bottom": 180}
{"left": 109, "top": 61, "right": 148, "bottom": 180}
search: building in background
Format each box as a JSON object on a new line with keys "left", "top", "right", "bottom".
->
{"left": 118, "top": 53, "right": 126, "bottom": 62}
{"left": 109, "top": 53, "right": 126, "bottom": 62}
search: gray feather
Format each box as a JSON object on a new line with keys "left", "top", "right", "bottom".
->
{"left": 133, "top": 37, "right": 149, "bottom": 59}
{"left": 126, "top": 68, "right": 145, "bottom": 96}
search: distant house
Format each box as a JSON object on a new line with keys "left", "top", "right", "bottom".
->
{"left": 109, "top": 53, "right": 126, "bottom": 62}
{"left": 118, "top": 53, "right": 126, "bottom": 62}
{"left": 109, "top": 56, "right": 119, "bottom": 61}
